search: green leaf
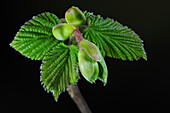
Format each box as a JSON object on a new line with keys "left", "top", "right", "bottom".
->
{"left": 53, "top": 23, "right": 76, "bottom": 40}
{"left": 78, "top": 49, "right": 96, "bottom": 82}
{"left": 82, "top": 12, "right": 147, "bottom": 60}
{"left": 89, "top": 57, "right": 108, "bottom": 85}
{"left": 65, "top": 6, "right": 86, "bottom": 26}
{"left": 40, "top": 43, "right": 79, "bottom": 101}
{"left": 10, "top": 12, "right": 62, "bottom": 60}
{"left": 98, "top": 57, "right": 108, "bottom": 85}
{"left": 80, "top": 39, "right": 102, "bottom": 61}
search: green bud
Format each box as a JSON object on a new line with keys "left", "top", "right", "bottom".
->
{"left": 52, "top": 23, "right": 76, "bottom": 40}
{"left": 65, "top": 6, "right": 86, "bottom": 26}
{"left": 78, "top": 49, "right": 99, "bottom": 82}
{"left": 90, "top": 61, "right": 99, "bottom": 82}
{"left": 80, "top": 40, "right": 102, "bottom": 61}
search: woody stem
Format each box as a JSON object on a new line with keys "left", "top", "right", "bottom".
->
{"left": 67, "top": 84, "right": 92, "bottom": 113}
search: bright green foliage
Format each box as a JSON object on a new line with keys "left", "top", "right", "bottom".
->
{"left": 82, "top": 12, "right": 147, "bottom": 60}
{"left": 10, "top": 12, "right": 62, "bottom": 60}
{"left": 78, "top": 39, "right": 108, "bottom": 84}
{"left": 80, "top": 39, "right": 102, "bottom": 61}
{"left": 65, "top": 6, "right": 86, "bottom": 26}
{"left": 10, "top": 7, "right": 147, "bottom": 102}
{"left": 53, "top": 23, "right": 76, "bottom": 40}
{"left": 40, "top": 43, "right": 79, "bottom": 101}
{"left": 78, "top": 48, "right": 108, "bottom": 85}
{"left": 78, "top": 49, "right": 99, "bottom": 83}
{"left": 98, "top": 57, "right": 108, "bottom": 85}
{"left": 90, "top": 61, "right": 99, "bottom": 83}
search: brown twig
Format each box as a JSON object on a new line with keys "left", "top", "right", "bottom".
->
{"left": 67, "top": 84, "right": 92, "bottom": 113}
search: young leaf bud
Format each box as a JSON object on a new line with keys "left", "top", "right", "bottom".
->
{"left": 52, "top": 23, "right": 76, "bottom": 40}
{"left": 90, "top": 61, "right": 99, "bottom": 83}
{"left": 80, "top": 40, "right": 102, "bottom": 61}
{"left": 78, "top": 49, "right": 99, "bottom": 82}
{"left": 65, "top": 6, "right": 86, "bottom": 26}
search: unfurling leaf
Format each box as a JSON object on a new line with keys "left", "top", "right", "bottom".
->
{"left": 80, "top": 39, "right": 102, "bottom": 61}
{"left": 10, "top": 12, "right": 62, "bottom": 60}
{"left": 98, "top": 57, "right": 108, "bottom": 85}
{"left": 78, "top": 49, "right": 99, "bottom": 83}
{"left": 41, "top": 43, "right": 79, "bottom": 101}
{"left": 52, "top": 23, "right": 76, "bottom": 40}
{"left": 65, "top": 6, "right": 86, "bottom": 26}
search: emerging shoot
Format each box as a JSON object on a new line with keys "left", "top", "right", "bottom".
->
{"left": 52, "top": 23, "right": 76, "bottom": 40}
{"left": 65, "top": 6, "right": 86, "bottom": 26}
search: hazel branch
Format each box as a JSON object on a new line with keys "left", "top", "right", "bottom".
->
{"left": 67, "top": 84, "right": 92, "bottom": 113}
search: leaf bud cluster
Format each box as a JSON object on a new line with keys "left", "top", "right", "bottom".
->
{"left": 52, "top": 6, "right": 86, "bottom": 41}
{"left": 78, "top": 39, "right": 103, "bottom": 83}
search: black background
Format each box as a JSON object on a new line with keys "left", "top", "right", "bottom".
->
{"left": 4, "top": 0, "right": 170, "bottom": 112}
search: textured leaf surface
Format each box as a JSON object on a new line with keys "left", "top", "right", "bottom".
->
{"left": 10, "top": 12, "right": 62, "bottom": 60}
{"left": 40, "top": 43, "right": 79, "bottom": 101}
{"left": 82, "top": 12, "right": 147, "bottom": 60}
